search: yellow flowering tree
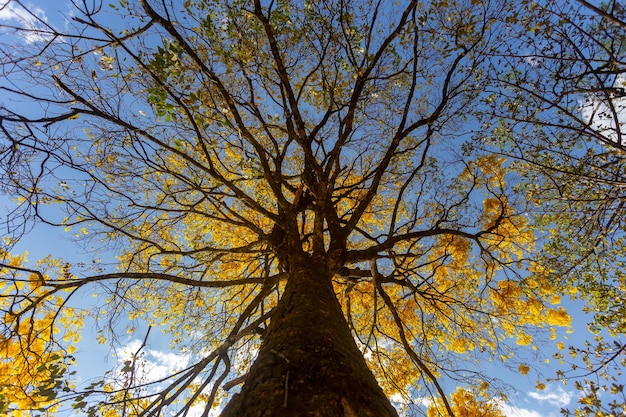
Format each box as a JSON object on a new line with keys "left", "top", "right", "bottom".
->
{"left": 0, "top": 0, "right": 609, "bottom": 416}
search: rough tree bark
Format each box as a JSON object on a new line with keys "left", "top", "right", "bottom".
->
{"left": 220, "top": 255, "right": 399, "bottom": 417}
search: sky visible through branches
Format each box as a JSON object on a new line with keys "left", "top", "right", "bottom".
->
{"left": 0, "top": 0, "right": 624, "bottom": 416}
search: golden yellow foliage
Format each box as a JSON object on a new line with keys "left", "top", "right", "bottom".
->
{"left": 0, "top": 253, "right": 83, "bottom": 414}
{"left": 427, "top": 387, "right": 506, "bottom": 417}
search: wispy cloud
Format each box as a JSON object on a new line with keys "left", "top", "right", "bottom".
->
{"left": 492, "top": 386, "right": 573, "bottom": 417}
{"left": 184, "top": 403, "right": 221, "bottom": 417}
{"left": 114, "top": 338, "right": 191, "bottom": 384}
{"left": 579, "top": 73, "right": 626, "bottom": 145}
{"left": 0, "top": 0, "right": 52, "bottom": 43}
{"left": 527, "top": 385, "right": 574, "bottom": 408}
{"left": 112, "top": 339, "right": 224, "bottom": 416}
{"left": 144, "top": 348, "right": 191, "bottom": 381}
{"left": 499, "top": 402, "right": 544, "bottom": 417}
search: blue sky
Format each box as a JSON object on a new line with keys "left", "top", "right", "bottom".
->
{"left": 0, "top": 0, "right": 621, "bottom": 416}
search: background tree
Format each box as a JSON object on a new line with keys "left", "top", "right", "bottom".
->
{"left": 474, "top": 1, "right": 625, "bottom": 415}
{"left": 0, "top": 0, "right": 603, "bottom": 416}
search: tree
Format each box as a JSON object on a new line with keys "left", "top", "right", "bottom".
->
{"left": 0, "top": 0, "right": 591, "bottom": 415}
{"left": 472, "top": 1, "right": 626, "bottom": 415}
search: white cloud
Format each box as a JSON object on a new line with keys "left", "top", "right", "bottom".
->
{"left": 116, "top": 340, "right": 231, "bottom": 416}
{"left": 491, "top": 386, "right": 573, "bottom": 417}
{"left": 494, "top": 397, "right": 564, "bottom": 417}
{"left": 491, "top": 385, "right": 574, "bottom": 417}
{"left": 524, "top": 55, "right": 543, "bottom": 67}
{"left": 499, "top": 402, "right": 544, "bottom": 417}
{"left": 0, "top": 0, "right": 52, "bottom": 43}
{"left": 113, "top": 339, "right": 191, "bottom": 386}
{"left": 185, "top": 403, "right": 220, "bottom": 417}
{"left": 144, "top": 348, "right": 191, "bottom": 381}
{"left": 527, "top": 385, "right": 573, "bottom": 408}
{"left": 579, "top": 74, "right": 626, "bottom": 146}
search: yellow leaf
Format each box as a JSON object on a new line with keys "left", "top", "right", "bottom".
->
{"left": 518, "top": 364, "right": 530, "bottom": 375}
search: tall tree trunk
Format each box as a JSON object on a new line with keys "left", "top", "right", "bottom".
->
{"left": 220, "top": 256, "right": 399, "bottom": 417}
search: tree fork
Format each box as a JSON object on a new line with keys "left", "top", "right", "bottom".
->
{"left": 219, "top": 256, "right": 398, "bottom": 417}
